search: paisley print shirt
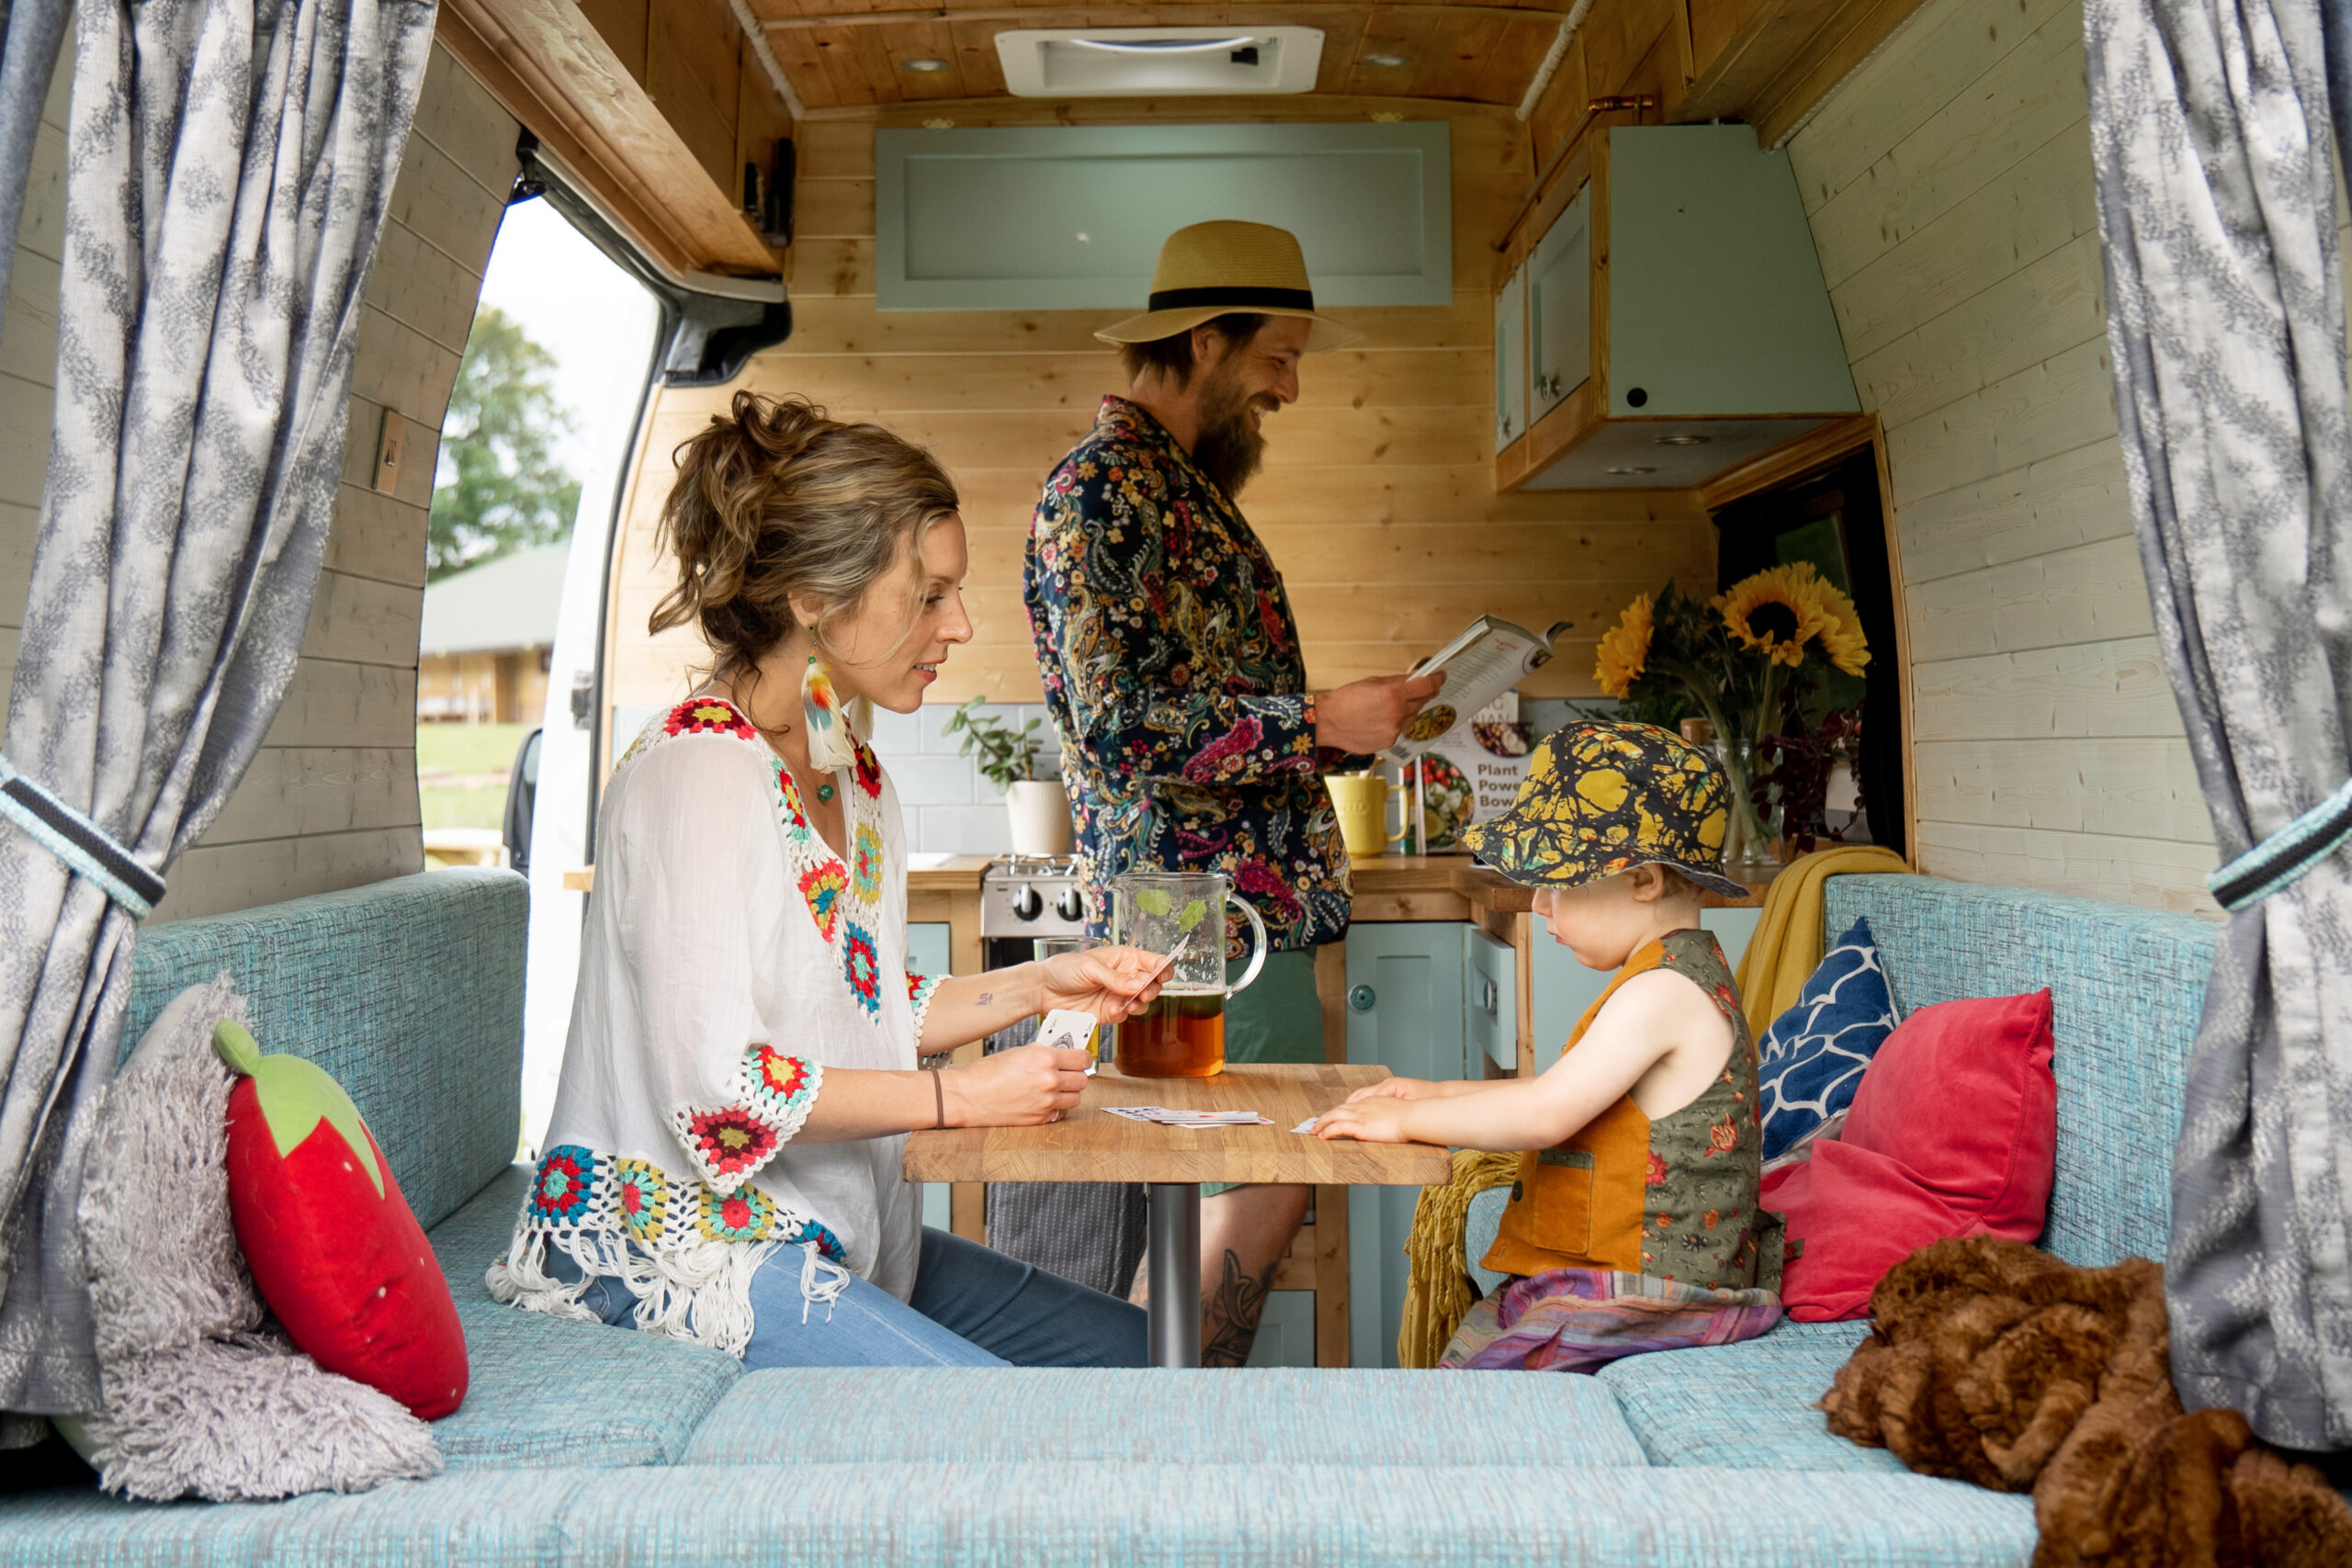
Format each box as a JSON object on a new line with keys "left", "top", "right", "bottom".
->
{"left": 1024, "top": 397, "right": 1353, "bottom": 952}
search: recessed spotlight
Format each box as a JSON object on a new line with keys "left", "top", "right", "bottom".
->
{"left": 1653, "top": 434, "right": 1712, "bottom": 446}
{"left": 1604, "top": 465, "right": 1658, "bottom": 476}
{"left": 1364, "top": 52, "right": 1409, "bottom": 67}
{"left": 902, "top": 57, "right": 949, "bottom": 72}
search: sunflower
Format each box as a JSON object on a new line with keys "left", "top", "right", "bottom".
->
{"left": 1594, "top": 592, "right": 1655, "bottom": 698}
{"left": 1716, "top": 564, "right": 1832, "bottom": 668}
{"left": 1813, "top": 578, "right": 1870, "bottom": 676}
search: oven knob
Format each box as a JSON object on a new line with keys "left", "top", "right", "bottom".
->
{"left": 1012, "top": 883, "right": 1043, "bottom": 920}
{"left": 1054, "top": 887, "right": 1084, "bottom": 922}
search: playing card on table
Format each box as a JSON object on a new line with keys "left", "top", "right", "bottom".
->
{"left": 1103, "top": 1106, "right": 1272, "bottom": 1126}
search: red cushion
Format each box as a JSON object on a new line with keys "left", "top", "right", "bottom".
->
{"left": 217, "top": 1024, "right": 469, "bottom": 1418}
{"left": 1761, "top": 989, "right": 2057, "bottom": 1320}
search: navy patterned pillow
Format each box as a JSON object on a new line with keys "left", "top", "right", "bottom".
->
{"left": 1756, "top": 916, "right": 1899, "bottom": 1161}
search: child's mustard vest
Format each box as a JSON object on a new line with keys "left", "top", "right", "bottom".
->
{"left": 1481, "top": 928, "right": 1781, "bottom": 1292}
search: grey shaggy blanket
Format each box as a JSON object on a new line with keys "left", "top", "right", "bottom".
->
{"left": 71, "top": 975, "right": 441, "bottom": 1500}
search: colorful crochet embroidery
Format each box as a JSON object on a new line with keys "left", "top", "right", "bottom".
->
{"left": 668, "top": 1044, "right": 823, "bottom": 1193}
{"left": 843, "top": 922, "right": 882, "bottom": 1017}
{"left": 853, "top": 738, "right": 884, "bottom": 801}
{"left": 492, "top": 1145, "right": 851, "bottom": 1358}
{"left": 906, "top": 970, "right": 944, "bottom": 1044}
{"left": 530, "top": 1145, "right": 595, "bottom": 1224}
{"left": 665, "top": 697, "right": 759, "bottom": 741}
{"left": 852, "top": 822, "right": 884, "bottom": 905}
{"left": 613, "top": 1157, "right": 670, "bottom": 1244}
{"left": 798, "top": 863, "right": 846, "bottom": 943}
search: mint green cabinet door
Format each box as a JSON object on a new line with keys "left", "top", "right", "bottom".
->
{"left": 910, "top": 921, "right": 953, "bottom": 1229}
{"left": 1494, "top": 265, "right": 1527, "bottom": 452}
{"left": 1343, "top": 922, "right": 1468, "bottom": 1367}
{"left": 1528, "top": 185, "right": 1591, "bottom": 421}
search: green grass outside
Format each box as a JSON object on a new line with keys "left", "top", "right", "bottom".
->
{"left": 417, "top": 721, "right": 531, "bottom": 833}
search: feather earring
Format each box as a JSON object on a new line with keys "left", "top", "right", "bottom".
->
{"left": 801, "top": 652, "right": 858, "bottom": 782}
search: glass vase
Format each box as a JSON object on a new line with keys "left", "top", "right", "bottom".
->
{"left": 1714, "top": 738, "right": 1780, "bottom": 876}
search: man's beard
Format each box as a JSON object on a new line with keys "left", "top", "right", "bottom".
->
{"left": 1190, "top": 363, "right": 1275, "bottom": 498}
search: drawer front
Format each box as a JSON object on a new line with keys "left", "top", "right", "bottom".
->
{"left": 1463, "top": 924, "right": 1518, "bottom": 1075}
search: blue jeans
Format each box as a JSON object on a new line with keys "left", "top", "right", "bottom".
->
{"left": 552, "top": 1226, "right": 1148, "bottom": 1369}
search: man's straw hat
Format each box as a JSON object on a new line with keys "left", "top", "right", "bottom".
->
{"left": 1095, "top": 220, "right": 1363, "bottom": 352}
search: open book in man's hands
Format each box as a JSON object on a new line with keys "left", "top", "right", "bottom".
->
{"left": 1385, "top": 615, "right": 1572, "bottom": 764}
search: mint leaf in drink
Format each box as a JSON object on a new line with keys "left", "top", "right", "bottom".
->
{"left": 1136, "top": 887, "right": 1171, "bottom": 918}
{"left": 1177, "top": 898, "right": 1207, "bottom": 932}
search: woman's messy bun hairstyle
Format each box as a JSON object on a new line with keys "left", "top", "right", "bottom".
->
{"left": 649, "top": 391, "right": 959, "bottom": 677}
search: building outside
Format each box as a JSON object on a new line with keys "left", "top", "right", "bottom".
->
{"left": 417, "top": 544, "right": 569, "bottom": 725}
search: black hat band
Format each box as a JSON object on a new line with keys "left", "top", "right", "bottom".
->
{"left": 1147, "top": 285, "right": 1316, "bottom": 312}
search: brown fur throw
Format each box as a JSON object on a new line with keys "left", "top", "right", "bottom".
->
{"left": 1821, "top": 1236, "right": 2352, "bottom": 1567}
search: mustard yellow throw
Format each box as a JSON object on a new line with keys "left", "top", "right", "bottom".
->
{"left": 1731, "top": 844, "right": 1913, "bottom": 1040}
{"left": 1397, "top": 1148, "right": 1522, "bottom": 1369}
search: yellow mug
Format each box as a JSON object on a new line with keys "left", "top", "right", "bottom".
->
{"left": 1325, "top": 772, "right": 1404, "bottom": 859}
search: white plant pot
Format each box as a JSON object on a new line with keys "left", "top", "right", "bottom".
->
{"left": 1006, "top": 780, "right": 1074, "bottom": 855}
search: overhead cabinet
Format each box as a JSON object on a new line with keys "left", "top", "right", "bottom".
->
{"left": 875, "top": 122, "right": 1452, "bottom": 311}
{"left": 1494, "top": 124, "right": 1859, "bottom": 492}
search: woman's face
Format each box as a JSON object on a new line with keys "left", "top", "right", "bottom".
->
{"left": 812, "top": 514, "right": 974, "bottom": 713}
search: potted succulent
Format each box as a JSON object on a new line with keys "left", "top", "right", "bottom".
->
{"left": 942, "top": 696, "right": 1072, "bottom": 855}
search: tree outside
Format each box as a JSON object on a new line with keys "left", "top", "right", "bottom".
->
{"left": 429, "top": 307, "right": 581, "bottom": 580}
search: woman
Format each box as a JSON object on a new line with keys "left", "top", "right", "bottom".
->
{"left": 491, "top": 391, "right": 1163, "bottom": 1368}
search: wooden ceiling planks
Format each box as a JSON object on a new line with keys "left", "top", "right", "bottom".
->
{"left": 743, "top": 0, "right": 1577, "bottom": 108}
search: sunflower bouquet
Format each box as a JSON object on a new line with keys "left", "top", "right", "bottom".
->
{"left": 1592, "top": 562, "right": 1869, "bottom": 867}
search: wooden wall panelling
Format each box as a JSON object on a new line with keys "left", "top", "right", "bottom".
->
{"left": 1785, "top": 0, "right": 2209, "bottom": 910}
{"left": 607, "top": 94, "right": 1717, "bottom": 717}
{"left": 156, "top": 45, "right": 523, "bottom": 922}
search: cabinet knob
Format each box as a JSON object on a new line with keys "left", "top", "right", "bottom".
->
{"left": 1348, "top": 984, "right": 1376, "bottom": 1013}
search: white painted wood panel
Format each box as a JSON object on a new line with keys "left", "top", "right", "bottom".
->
{"left": 1792, "top": 0, "right": 2211, "bottom": 911}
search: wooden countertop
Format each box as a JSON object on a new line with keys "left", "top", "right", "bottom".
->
{"left": 902, "top": 1062, "right": 1453, "bottom": 1187}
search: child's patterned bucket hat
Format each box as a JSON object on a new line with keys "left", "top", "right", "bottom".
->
{"left": 1459, "top": 720, "right": 1750, "bottom": 897}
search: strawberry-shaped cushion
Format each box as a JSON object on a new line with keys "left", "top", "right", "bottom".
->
{"left": 214, "top": 1021, "right": 468, "bottom": 1419}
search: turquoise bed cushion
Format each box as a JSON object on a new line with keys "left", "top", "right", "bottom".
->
{"left": 128, "top": 868, "right": 527, "bottom": 1233}
{"left": 424, "top": 1167, "right": 743, "bottom": 1470}
{"left": 0, "top": 1463, "right": 2037, "bottom": 1566}
{"left": 684, "top": 1364, "right": 1649, "bottom": 1467}
{"left": 1594, "top": 1320, "right": 1909, "bottom": 1472}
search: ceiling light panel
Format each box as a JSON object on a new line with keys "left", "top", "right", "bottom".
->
{"left": 997, "top": 27, "right": 1324, "bottom": 96}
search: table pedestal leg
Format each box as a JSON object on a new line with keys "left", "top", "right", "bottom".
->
{"left": 1146, "top": 1182, "right": 1201, "bottom": 1369}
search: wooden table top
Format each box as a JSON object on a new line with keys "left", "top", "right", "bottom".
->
{"left": 902, "top": 1063, "right": 1455, "bottom": 1187}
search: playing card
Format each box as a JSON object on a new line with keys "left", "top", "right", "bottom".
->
{"left": 1292, "top": 1118, "right": 1320, "bottom": 1134}
{"left": 1036, "top": 1008, "right": 1101, "bottom": 1075}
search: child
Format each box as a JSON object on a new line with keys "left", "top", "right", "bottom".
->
{"left": 1313, "top": 721, "right": 1783, "bottom": 1371}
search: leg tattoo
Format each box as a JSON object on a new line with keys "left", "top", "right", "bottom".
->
{"left": 1201, "top": 1247, "right": 1276, "bottom": 1369}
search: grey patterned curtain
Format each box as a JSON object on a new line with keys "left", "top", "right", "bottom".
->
{"left": 0, "top": 0, "right": 436, "bottom": 1418}
{"left": 2084, "top": 0, "right": 2352, "bottom": 1449}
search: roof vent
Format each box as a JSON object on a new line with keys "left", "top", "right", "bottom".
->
{"left": 996, "top": 27, "right": 1323, "bottom": 97}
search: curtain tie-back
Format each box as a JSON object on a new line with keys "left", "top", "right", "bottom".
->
{"left": 0, "top": 754, "right": 164, "bottom": 918}
{"left": 2207, "top": 775, "right": 2352, "bottom": 913}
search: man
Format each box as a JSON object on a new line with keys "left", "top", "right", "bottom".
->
{"left": 1023, "top": 220, "right": 1442, "bottom": 1365}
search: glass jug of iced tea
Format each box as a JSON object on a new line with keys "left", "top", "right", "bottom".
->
{"left": 1108, "top": 871, "right": 1269, "bottom": 1077}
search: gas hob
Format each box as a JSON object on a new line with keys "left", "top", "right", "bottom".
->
{"left": 979, "top": 853, "right": 1089, "bottom": 939}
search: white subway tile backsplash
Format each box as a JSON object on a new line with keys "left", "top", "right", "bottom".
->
{"left": 864, "top": 705, "right": 922, "bottom": 756}
{"left": 892, "top": 753, "right": 978, "bottom": 807}
{"left": 920, "top": 804, "right": 1015, "bottom": 856}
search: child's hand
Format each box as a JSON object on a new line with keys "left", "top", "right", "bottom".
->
{"left": 1313, "top": 1097, "right": 1419, "bottom": 1144}
{"left": 1346, "top": 1077, "right": 1436, "bottom": 1104}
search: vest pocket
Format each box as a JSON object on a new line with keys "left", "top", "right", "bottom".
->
{"left": 1528, "top": 1147, "right": 1596, "bottom": 1257}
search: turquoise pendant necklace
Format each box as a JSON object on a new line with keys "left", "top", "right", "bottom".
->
{"left": 816, "top": 782, "right": 836, "bottom": 803}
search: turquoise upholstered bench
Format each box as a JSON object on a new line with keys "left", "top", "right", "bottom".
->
{"left": 7, "top": 866, "right": 2215, "bottom": 1564}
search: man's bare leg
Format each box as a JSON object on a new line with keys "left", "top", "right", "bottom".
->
{"left": 1130, "top": 1182, "right": 1309, "bottom": 1367}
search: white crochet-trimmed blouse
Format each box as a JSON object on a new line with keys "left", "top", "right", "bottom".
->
{"left": 489, "top": 695, "right": 944, "bottom": 1355}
